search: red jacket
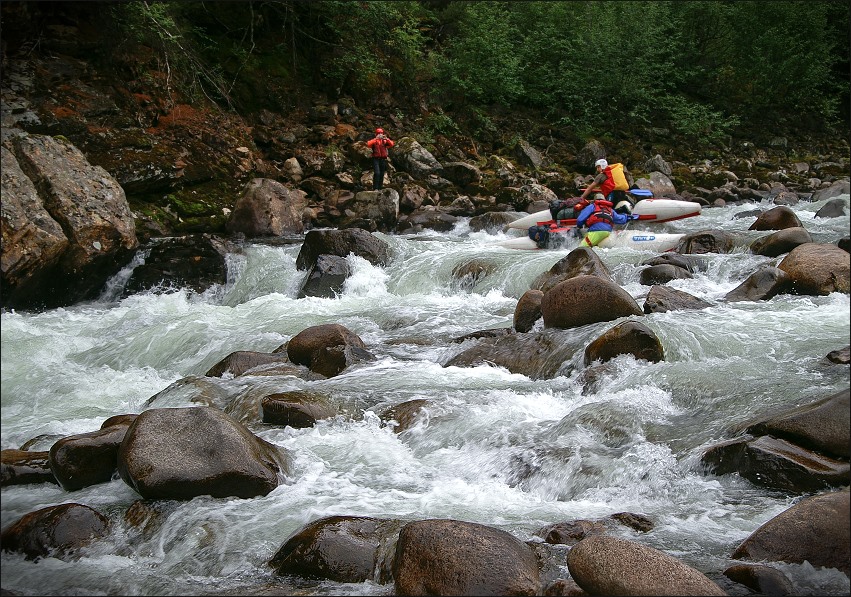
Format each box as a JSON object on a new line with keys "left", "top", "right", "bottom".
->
{"left": 366, "top": 136, "right": 394, "bottom": 158}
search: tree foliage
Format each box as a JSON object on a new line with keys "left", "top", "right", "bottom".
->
{"left": 100, "top": 0, "right": 849, "bottom": 144}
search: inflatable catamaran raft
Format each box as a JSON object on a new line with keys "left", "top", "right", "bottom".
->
{"left": 498, "top": 230, "right": 686, "bottom": 252}
{"left": 506, "top": 197, "right": 702, "bottom": 231}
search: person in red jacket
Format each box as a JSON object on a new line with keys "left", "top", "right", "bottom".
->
{"left": 366, "top": 128, "right": 395, "bottom": 190}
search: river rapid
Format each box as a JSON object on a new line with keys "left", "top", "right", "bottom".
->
{"left": 2, "top": 196, "right": 849, "bottom": 596}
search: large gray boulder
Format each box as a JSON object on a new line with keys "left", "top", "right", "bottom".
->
{"left": 1, "top": 133, "right": 138, "bottom": 309}
{"left": 778, "top": 242, "right": 850, "bottom": 295}
{"left": 732, "top": 489, "right": 850, "bottom": 576}
{"left": 392, "top": 519, "right": 540, "bottom": 596}
{"left": 541, "top": 275, "right": 643, "bottom": 329}
{"left": 392, "top": 137, "right": 443, "bottom": 179}
{"left": 295, "top": 228, "right": 390, "bottom": 271}
{"left": 269, "top": 515, "right": 404, "bottom": 583}
{"left": 567, "top": 535, "right": 726, "bottom": 595}
{"left": 117, "top": 406, "right": 292, "bottom": 500}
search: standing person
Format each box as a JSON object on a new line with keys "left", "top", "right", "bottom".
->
{"left": 579, "top": 158, "right": 632, "bottom": 214}
{"left": 573, "top": 198, "right": 638, "bottom": 247}
{"left": 366, "top": 128, "right": 394, "bottom": 190}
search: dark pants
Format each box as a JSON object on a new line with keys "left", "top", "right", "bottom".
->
{"left": 373, "top": 158, "right": 387, "bottom": 190}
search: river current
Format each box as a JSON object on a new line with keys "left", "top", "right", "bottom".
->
{"left": 2, "top": 196, "right": 849, "bottom": 596}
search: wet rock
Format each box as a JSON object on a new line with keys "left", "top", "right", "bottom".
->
{"left": 826, "top": 345, "right": 850, "bottom": 364}
{"left": 747, "top": 388, "right": 849, "bottom": 459}
{"left": 724, "top": 266, "right": 792, "bottom": 302}
{"left": 541, "top": 275, "right": 643, "bottom": 330}
{"left": 778, "top": 242, "right": 850, "bottom": 295}
{"left": 701, "top": 434, "right": 849, "bottom": 492}
{"left": 123, "top": 234, "right": 237, "bottom": 296}
{"left": 749, "top": 205, "right": 803, "bottom": 231}
{"left": 392, "top": 518, "right": 540, "bottom": 596}
{"left": 815, "top": 197, "right": 848, "bottom": 218}
{"left": 583, "top": 321, "right": 664, "bottom": 366}
{"left": 270, "top": 515, "right": 404, "bottom": 584}
{"left": 286, "top": 323, "right": 374, "bottom": 378}
{"left": 295, "top": 228, "right": 390, "bottom": 271}
{"left": 261, "top": 391, "right": 338, "bottom": 428}
{"left": 537, "top": 520, "right": 605, "bottom": 546}
{"left": 812, "top": 179, "right": 850, "bottom": 202}
{"left": 567, "top": 535, "right": 726, "bottom": 596}
{"left": 531, "top": 247, "right": 613, "bottom": 293}
{"left": 732, "top": 489, "right": 850, "bottom": 575}
{"left": 679, "top": 230, "right": 740, "bottom": 254}
{"left": 205, "top": 351, "right": 292, "bottom": 377}
{"left": 750, "top": 226, "right": 812, "bottom": 257}
{"left": 118, "top": 406, "right": 291, "bottom": 500}
{"left": 298, "top": 254, "right": 351, "bottom": 298}
{"left": 639, "top": 263, "right": 693, "bottom": 285}
{"left": 514, "top": 289, "right": 543, "bottom": 332}
{"left": 1, "top": 503, "right": 111, "bottom": 561}
{"left": 49, "top": 423, "right": 130, "bottom": 491}
{"left": 0, "top": 449, "right": 57, "bottom": 486}
{"left": 644, "top": 285, "right": 712, "bottom": 313}
{"left": 444, "top": 328, "right": 580, "bottom": 379}
{"left": 470, "top": 211, "right": 520, "bottom": 233}
{"left": 723, "top": 563, "right": 794, "bottom": 596}
{"left": 377, "top": 399, "right": 432, "bottom": 433}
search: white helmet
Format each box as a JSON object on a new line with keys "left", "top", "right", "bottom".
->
{"left": 595, "top": 158, "right": 608, "bottom": 169}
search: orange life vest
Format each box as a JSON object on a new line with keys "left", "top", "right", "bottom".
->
{"left": 599, "top": 163, "right": 629, "bottom": 197}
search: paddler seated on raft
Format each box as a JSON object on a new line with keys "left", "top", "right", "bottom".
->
{"left": 580, "top": 158, "right": 633, "bottom": 215}
{"left": 573, "top": 196, "right": 639, "bottom": 247}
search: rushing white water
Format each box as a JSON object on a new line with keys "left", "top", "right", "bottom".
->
{"left": 2, "top": 196, "right": 849, "bottom": 596}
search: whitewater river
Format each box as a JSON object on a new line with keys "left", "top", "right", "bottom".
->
{"left": 2, "top": 195, "right": 849, "bottom": 596}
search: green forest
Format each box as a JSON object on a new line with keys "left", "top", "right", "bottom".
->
{"left": 8, "top": 1, "right": 850, "bottom": 148}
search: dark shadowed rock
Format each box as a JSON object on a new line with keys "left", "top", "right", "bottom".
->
{"left": 567, "top": 535, "right": 726, "bottom": 596}
{"left": 679, "top": 230, "right": 740, "bottom": 254}
{"left": 814, "top": 197, "right": 848, "bottom": 218}
{"left": 778, "top": 243, "right": 850, "bottom": 295}
{"left": 444, "top": 328, "right": 581, "bottom": 379}
{"left": 827, "top": 345, "right": 850, "bottom": 364}
{"left": 269, "top": 515, "right": 404, "bottom": 584}
{"left": 644, "top": 285, "right": 712, "bottom": 313}
{"left": 748, "top": 205, "right": 803, "bottom": 231}
{"left": 639, "top": 263, "right": 693, "bottom": 285}
{"left": 298, "top": 254, "right": 352, "bottom": 298}
{"left": 0, "top": 449, "right": 57, "bottom": 486}
{"left": 701, "top": 434, "right": 849, "bottom": 492}
{"left": 451, "top": 259, "right": 497, "bottom": 292}
{"left": 537, "top": 520, "right": 605, "bottom": 546}
{"left": 295, "top": 228, "right": 390, "bottom": 271}
{"left": 392, "top": 518, "right": 540, "bottom": 596}
{"left": 261, "top": 391, "right": 338, "bottom": 428}
{"left": 470, "top": 211, "right": 521, "bottom": 233}
{"left": 724, "top": 266, "right": 792, "bottom": 302}
{"left": 205, "top": 351, "right": 292, "bottom": 377}
{"left": 123, "top": 234, "right": 238, "bottom": 296}
{"left": 640, "top": 252, "right": 699, "bottom": 272}
{"left": 286, "top": 323, "right": 374, "bottom": 377}
{"left": 747, "top": 388, "right": 849, "bottom": 459}
{"left": 541, "top": 275, "right": 643, "bottom": 330}
{"left": 750, "top": 227, "right": 813, "bottom": 257}
{"left": 723, "top": 563, "right": 794, "bottom": 596}
{"left": 514, "top": 289, "right": 543, "bottom": 332}
{"left": 0, "top": 503, "right": 111, "bottom": 561}
{"left": 117, "top": 406, "right": 291, "bottom": 500}
{"left": 531, "top": 247, "right": 612, "bottom": 293}
{"left": 377, "top": 399, "right": 432, "bottom": 433}
{"left": 732, "top": 489, "right": 850, "bottom": 575}
{"left": 49, "top": 423, "right": 130, "bottom": 491}
{"left": 583, "top": 321, "right": 664, "bottom": 366}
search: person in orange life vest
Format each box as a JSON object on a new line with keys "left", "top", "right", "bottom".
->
{"left": 579, "top": 158, "right": 631, "bottom": 210}
{"left": 366, "top": 128, "right": 395, "bottom": 190}
{"left": 573, "top": 197, "right": 638, "bottom": 247}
